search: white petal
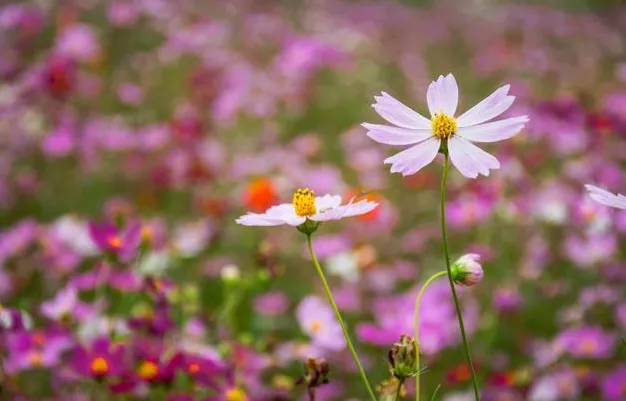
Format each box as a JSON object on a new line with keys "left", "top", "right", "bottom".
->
{"left": 456, "top": 116, "right": 528, "bottom": 143}
{"left": 456, "top": 85, "right": 515, "bottom": 127}
{"left": 372, "top": 92, "right": 431, "bottom": 129}
{"left": 312, "top": 200, "right": 378, "bottom": 221}
{"left": 315, "top": 194, "right": 342, "bottom": 211}
{"left": 427, "top": 74, "right": 458, "bottom": 116}
{"left": 384, "top": 137, "right": 440, "bottom": 176}
{"left": 448, "top": 136, "right": 500, "bottom": 178}
{"left": 236, "top": 204, "right": 305, "bottom": 226}
{"left": 585, "top": 184, "right": 626, "bottom": 210}
{"left": 235, "top": 214, "right": 287, "bottom": 226}
{"left": 362, "top": 123, "right": 432, "bottom": 146}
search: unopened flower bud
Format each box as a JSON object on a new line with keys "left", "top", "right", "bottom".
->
{"left": 388, "top": 334, "right": 418, "bottom": 380}
{"left": 451, "top": 254, "right": 484, "bottom": 287}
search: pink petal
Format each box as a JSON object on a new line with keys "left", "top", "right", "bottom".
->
{"left": 384, "top": 137, "right": 440, "bottom": 176}
{"left": 448, "top": 136, "right": 500, "bottom": 178}
{"left": 371, "top": 92, "right": 431, "bottom": 129}
{"left": 585, "top": 184, "right": 626, "bottom": 210}
{"left": 427, "top": 74, "right": 458, "bottom": 116}
{"left": 456, "top": 85, "right": 515, "bottom": 127}
{"left": 456, "top": 116, "right": 529, "bottom": 143}
{"left": 362, "top": 123, "right": 431, "bottom": 146}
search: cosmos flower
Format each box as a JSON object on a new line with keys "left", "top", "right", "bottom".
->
{"left": 69, "top": 337, "right": 126, "bottom": 379}
{"left": 235, "top": 188, "right": 378, "bottom": 227}
{"left": 363, "top": 73, "right": 528, "bottom": 178}
{"left": 88, "top": 221, "right": 141, "bottom": 260}
{"left": 296, "top": 296, "right": 346, "bottom": 351}
{"left": 585, "top": 184, "right": 626, "bottom": 210}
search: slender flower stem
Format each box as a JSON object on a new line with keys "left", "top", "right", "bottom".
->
{"left": 440, "top": 153, "right": 481, "bottom": 400}
{"left": 395, "top": 379, "right": 405, "bottom": 400}
{"left": 413, "top": 271, "right": 447, "bottom": 401}
{"left": 306, "top": 234, "right": 377, "bottom": 401}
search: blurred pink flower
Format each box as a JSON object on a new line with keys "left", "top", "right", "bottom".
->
{"left": 602, "top": 365, "right": 626, "bottom": 401}
{"left": 556, "top": 326, "right": 615, "bottom": 359}
{"left": 253, "top": 292, "right": 288, "bottom": 317}
{"left": 363, "top": 73, "right": 528, "bottom": 178}
{"left": 296, "top": 296, "right": 346, "bottom": 351}
{"left": 55, "top": 24, "right": 100, "bottom": 63}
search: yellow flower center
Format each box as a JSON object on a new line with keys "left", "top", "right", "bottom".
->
{"left": 138, "top": 360, "right": 159, "bottom": 380}
{"left": 188, "top": 363, "right": 200, "bottom": 374}
{"left": 226, "top": 387, "right": 247, "bottom": 401}
{"left": 431, "top": 112, "right": 457, "bottom": 140}
{"left": 29, "top": 351, "right": 43, "bottom": 367}
{"left": 293, "top": 188, "right": 316, "bottom": 217}
{"left": 579, "top": 338, "right": 597, "bottom": 354}
{"left": 107, "top": 235, "right": 123, "bottom": 250}
{"left": 90, "top": 357, "right": 109, "bottom": 376}
{"left": 310, "top": 320, "right": 322, "bottom": 333}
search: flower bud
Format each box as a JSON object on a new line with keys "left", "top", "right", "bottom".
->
{"left": 387, "top": 334, "right": 418, "bottom": 380}
{"left": 451, "top": 254, "right": 484, "bottom": 287}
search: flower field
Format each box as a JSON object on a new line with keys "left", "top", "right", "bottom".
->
{"left": 1, "top": 1, "right": 626, "bottom": 400}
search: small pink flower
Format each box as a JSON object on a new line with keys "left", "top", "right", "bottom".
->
{"left": 235, "top": 188, "right": 378, "bottom": 227}
{"left": 585, "top": 184, "right": 626, "bottom": 210}
{"left": 363, "top": 73, "right": 528, "bottom": 178}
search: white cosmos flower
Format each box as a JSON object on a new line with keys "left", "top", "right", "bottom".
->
{"left": 235, "top": 188, "right": 378, "bottom": 227}
{"left": 363, "top": 73, "right": 529, "bottom": 178}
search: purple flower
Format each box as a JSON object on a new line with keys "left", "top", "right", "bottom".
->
{"left": 88, "top": 221, "right": 141, "bottom": 261}
{"left": 70, "top": 337, "right": 126, "bottom": 379}
{"left": 55, "top": 24, "right": 100, "bottom": 63}
{"left": 253, "top": 291, "right": 288, "bottom": 317}
{"left": 296, "top": 296, "right": 346, "bottom": 352}
{"left": 3, "top": 329, "right": 72, "bottom": 374}
{"left": 556, "top": 326, "right": 615, "bottom": 359}
{"left": 363, "top": 73, "right": 528, "bottom": 178}
{"left": 602, "top": 365, "right": 626, "bottom": 401}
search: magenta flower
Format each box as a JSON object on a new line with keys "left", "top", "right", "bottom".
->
{"left": 585, "top": 184, "right": 626, "bottom": 210}
{"left": 363, "top": 73, "right": 528, "bottom": 178}
{"left": 602, "top": 365, "right": 626, "bottom": 401}
{"left": 235, "top": 188, "right": 378, "bottom": 227}
{"left": 70, "top": 337, "right": 126, "bottom": 379}
{"left": 88, "top": 221, "right": 141, "bottom": 260}
{"left": 296, "top": 296, "right": 346, "bottom": 351}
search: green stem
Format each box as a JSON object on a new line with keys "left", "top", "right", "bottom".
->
{"left": 440, "top": 153, "right": 481, "bottom": 400}
{"left": 306, "top": 235, "right": 377, "bottom": 401}
{"left": 413, "top": 271, "right": 447, "bottom": 401}
{"left": 395, "top": 379, "right": 405, "bottom": 400}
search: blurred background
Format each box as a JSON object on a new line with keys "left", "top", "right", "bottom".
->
{"left": 1, "top": 0, "right": 626, "bottom": 400}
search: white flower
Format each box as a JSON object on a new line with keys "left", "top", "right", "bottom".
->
{"left": 236, "top": 188, "right": 378, "bottom": 227}
{"left": 363, "top": 73, "right": 528, "bottom": 178}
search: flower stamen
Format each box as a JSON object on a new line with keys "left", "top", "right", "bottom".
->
{"left": 293, "top": 188, "right": 316, "bottom": 217}
{"left": 90, "top": 357, "right": 109, "bottom": 376}
{"left": 431, "top": 112, "right": 457, "bottom": 140}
